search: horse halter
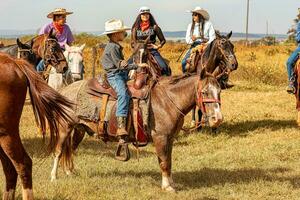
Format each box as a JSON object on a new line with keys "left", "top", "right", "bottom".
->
{"left": 216, "top": 38, "right": 235, "bottom": 70}
{"left": 196, "top": 78, "right": 221, "bottom": 114}
{"left": 17, "top": 48, "right": 34, "bottom": 59}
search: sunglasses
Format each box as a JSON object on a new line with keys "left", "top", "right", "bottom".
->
{"left": 192, "top": 13, "right": 198, "bottom": 16}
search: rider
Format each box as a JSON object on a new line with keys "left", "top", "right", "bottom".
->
{"left": 36, "top": 8, "right": 74, "bottom": 72}
{"left": 101, "top": 19, "right": 145, "bottom": 144}
{"left": 181, "top": 7, "right": 216, "bottom": 73}
{"left": 131, "top": 6, "right": 171, "bottom": 76}
{"left": 286, "top": 11, "right": 300, "bottom": 94}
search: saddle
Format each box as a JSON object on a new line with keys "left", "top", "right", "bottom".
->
{"left": 185, "top": 44, "right": 207, "bottom": 73}
{"left": 84, "top": 69, "right": 152, "bottom": 161}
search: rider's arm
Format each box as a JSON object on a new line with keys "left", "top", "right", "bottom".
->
{"left": 155, "top": 25, "right": 166, "bottom": 49}
{"left": 185, "top": 23, "right": 193, "bottom": 45}
{"left": 296, "top": 22, "right": 300, "bottom": 44}
{"left": 38, "top": 23, "right": 50, "bottom": 35}
{"left": 110, "top": 45, "right": 137, "bottom": 70}
{"left": 65, "top": 25, "right": 74, "bottom": 45}
{"left": 207, "top": 21, "right": 216, "bottom": 44}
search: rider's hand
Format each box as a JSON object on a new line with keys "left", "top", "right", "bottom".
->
{"left": 120, "top": 60, "right": 128, "bottom": 69}
{"left": 138, "top": 63, "right": 149, "bottom": 68}
{"left": 202, "top": 38, "right": 208, "bottom": 43}
{"left": 191, "top": 35, "right": 197, "bottom": 41}
{"left": 147, "top": 44, "right": 159, "bottom": 50}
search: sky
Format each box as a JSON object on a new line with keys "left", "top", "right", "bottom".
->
{"left": 0, "top": 0, "right": 299, "bottom": 34}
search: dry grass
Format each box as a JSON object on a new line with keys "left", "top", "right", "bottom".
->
{"left": 0, "top": 36, "right": 300, "bottom": 200}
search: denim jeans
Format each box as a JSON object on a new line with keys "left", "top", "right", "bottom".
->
{"left": 181, "top": 42, "right": 202, "bottom": 73}
{"left": 287, "top": 45, "right": 300, "bottom": 80}
{"left": 36, "top": 60, "right": 45, "bottom": 72}
{"left": 107, "top": 71, "right": 130, "bottom": 117}
{"left": 150, "top": 49, "right": 171, "bottom": 76}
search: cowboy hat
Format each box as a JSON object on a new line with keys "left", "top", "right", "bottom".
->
{"left": 188, "top": 7, "right": 210, "bottom": 20}
{"left": 47, "top": 8, "right": 73, "bottom": 19}
{"left": 102, "top": 19, "right": 130, "bottom": 35}
{"left": 139, "top": 6, "right": 151, "bottom": 14}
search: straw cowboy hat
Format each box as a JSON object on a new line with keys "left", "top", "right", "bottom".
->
{"left": 102, "top": 19, "right": 130, "bottom": 35}
{"left": 188, "top": 6, "right": 210, "bottom": 20}
{"left": 139, "top": 6, "right": 151, "bottom": 14}
{"left": 47, "top": 8, "right": 73, "bottom": 19}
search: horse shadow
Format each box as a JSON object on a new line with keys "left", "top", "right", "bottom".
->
{"left": 95, "top": 167, "right": 300, "bottom": 190}
{"left": 21, "top": 136, "right": 155, "bottom": 159}
{"left": 201, "top": 119, "right": 297, "bottom": 137}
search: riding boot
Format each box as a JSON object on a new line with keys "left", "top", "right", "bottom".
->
{"left": 117, "top": 117, "right": 129, "bottom": 144}
{"left": 287, "top": 75, "right": 296, "bottom": 94}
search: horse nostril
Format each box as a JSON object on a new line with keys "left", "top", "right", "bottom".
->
{"left": 63, "top": 66, "right": 68, "bottom": 73}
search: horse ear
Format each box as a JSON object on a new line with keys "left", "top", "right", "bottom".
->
{"left": 65, "top": 43, "right": 71, "bottom": 51}
{"left": 30, "top": 39, "right": 34, "bottom": 48}
{"left": 215, "top": 30, "right": 221, "bottom": 39}
{"left": 16, "top": 38, "right": 25, "bottom": 48}
{"left": 227, "top": 31, "right": 233, "bottom": 39}
{"left": 48, "top": 28, "right": 56, "bottom": 38}
{"left": 79, "top": 44, "right": 86, "bottom": 51}
{"left": 200, "top": 68, "right": 207, "bottom": 80}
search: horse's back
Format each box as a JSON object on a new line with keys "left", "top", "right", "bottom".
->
{"left": 0, "top": 44, "right": 18, "bottom": 57}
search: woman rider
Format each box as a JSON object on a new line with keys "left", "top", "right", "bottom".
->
{"left": 131, "top": 6, "right": 171, "bottom": 76}
{"left": 36, "top": 8, "right": 74, "bottom": 72}
{"left": 181, "top": 7, "right": 216, "bottom": 73}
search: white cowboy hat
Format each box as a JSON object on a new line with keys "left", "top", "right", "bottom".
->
{"left": 187, "top": 7, "right": 210, "bottom": 20}
{"left": 139, "top": 6, "right": 151, "bottom": 14}
{"left": 47, "top": 8, "right": 73, "bottom": 19}
{"left": 102, "top": 19, "right": 130, "bottom": 35}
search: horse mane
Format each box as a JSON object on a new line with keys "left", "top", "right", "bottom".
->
{"left": 202, "top": 39, "right": 216, "bottom": 60}
{"left": 168, "top": 73, "right": 194, "bottom": 84}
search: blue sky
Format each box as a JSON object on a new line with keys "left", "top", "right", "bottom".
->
{"left": 0, "top": 0, "right": 299, "bottom": 34}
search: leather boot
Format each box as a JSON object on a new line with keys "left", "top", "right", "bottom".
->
{"left": 117, "top": 117, "right": 129, "bottom": 143}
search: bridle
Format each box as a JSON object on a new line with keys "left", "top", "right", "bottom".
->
{"left": 40, "top": 38, "right": 66, "bottom": 68}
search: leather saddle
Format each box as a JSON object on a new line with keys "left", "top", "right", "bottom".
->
{"left": 186, "top": 44, "right": 206, "bottom": 73}
{"left": 87, "top": 69, "right": 150, "bottom": 100}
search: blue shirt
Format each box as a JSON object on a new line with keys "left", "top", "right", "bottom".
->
{"left": 296, "top": 22, "right": 300, "bottom": 44}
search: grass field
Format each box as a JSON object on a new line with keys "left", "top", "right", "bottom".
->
{"left": 1, "top": 36, "right": 300, "bottom": 200}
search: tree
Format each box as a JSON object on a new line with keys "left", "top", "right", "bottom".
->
{"left": 287, "top": 8, "right": 300, "bottom": 43}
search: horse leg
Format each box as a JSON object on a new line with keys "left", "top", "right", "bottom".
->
{"left": 50, "top": 125, "right": 73, "bottom": 181}
{"left": 72, "top": 126, "right": 86, "bottom": 152}
{"left": 297, "top": 111, "right": 300, "bottom": 127}
{"left": 0, "top": 134, "right": 34, "bottom": 200}
{"left": 0, "top": 146, "right": 17, "bottom": 200}
{"left": 152, "top": 132, "right": 175, "bottom": 192}
{"left": 191, "top": 107, "right": 196, "bottom": 127}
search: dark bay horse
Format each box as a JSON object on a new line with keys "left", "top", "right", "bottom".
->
{"left": 0, "top": 53, "right": 74, "bottom": 200}
{"left": 1, "top": 29, "right": 68, "bottom": 74}
{"left": 189, "top": 31, "right": 238, "bottom": 130}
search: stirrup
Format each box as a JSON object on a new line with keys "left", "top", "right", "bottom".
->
{"left": 115, "top": 142, "right": 130, "bottom": 162}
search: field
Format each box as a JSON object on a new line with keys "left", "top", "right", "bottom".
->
{"left": 1, "top": 35, "right": 300, "bottom": 200}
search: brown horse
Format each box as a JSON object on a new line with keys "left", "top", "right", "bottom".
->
{"left": 189, "top": 31, "right": 238, "bottom": 130}
{"left": 49, "top": 66, "right": 222, "bottom": 192}
{"left": 294, "top": 60, "right": 300, "bottom": 125}
{"left": 0, "top": 53, "right": 74, "bottom": 200}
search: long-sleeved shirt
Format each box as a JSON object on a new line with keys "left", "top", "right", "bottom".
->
{"left": 101, "top": 42, "right": 137, "bottom": 75}
{"left": 296, "top": 22, "right": 300, "bottom": 44}
{"left": 185, "top": 21, "right": 216, "bottom": 44}
{"left": 131, "top": 25, "right": 166, "bottom": 48}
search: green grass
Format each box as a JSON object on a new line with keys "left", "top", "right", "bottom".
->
{"left": 1, "top": 82, "right": 300, "bottom": 200}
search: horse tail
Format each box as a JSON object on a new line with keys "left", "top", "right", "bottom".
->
{"left": 14, "top": 59, "right": 75, "bottom": 153}
{"left": 61, "top": 134, "right": 74, "bottom": 172}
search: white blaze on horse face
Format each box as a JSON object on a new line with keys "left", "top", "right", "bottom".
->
{"left": 139, "top": 49, "right": 145, "bottom": 64}
{"left": 207, "top": 83, "right": 223, "bottom": 125}
{"left": 64, "top": 46, "right": 84, "bottom": 74}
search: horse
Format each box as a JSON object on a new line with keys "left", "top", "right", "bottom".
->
{"left": 0, "top": 53, "right": 74, "bottom": 200}
{"left": 188, "top": 31, "right": 238, "bottom": 131}
{"left": 6, "top": 28, "right": 68, "bottom": 75}
{"left": 294, "top": 59, "right": 300, "bottom": 126}
{"left": 47, "top": 44, "right": 86, "bottom": 90}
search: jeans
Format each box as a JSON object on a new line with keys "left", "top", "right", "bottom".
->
{"left": 36, "top": 60, "right": 45, "bottom": 72}
{"left": 287, "top": 45, "right": 300, "bottom": 80}
{"left": 181, "top": 42, "right": 202, "bottom": 73}
{"left": 150, "top": 49, "right": 171, "bottom": 76}
{"left": 107, "top": 71, "right": 130, "bottom": 117}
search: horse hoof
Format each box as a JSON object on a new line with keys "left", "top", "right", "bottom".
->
{"left": 190, "top": 120, "right": 196, "bottom": 128}
{"left": 162, "top": 185, "right": 176, "bottom": 193}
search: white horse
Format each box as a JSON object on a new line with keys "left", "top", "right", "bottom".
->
{"left": 48, "top": 44, "right": 85, "bottom": 90}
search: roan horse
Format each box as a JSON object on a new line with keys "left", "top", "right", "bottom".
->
{"left": 187, "top": 31, "right": 238, "bottom": 130}
{"left": 48, "top": 41, "right": 223, "bottom": 193}
{"left": 0, "top": 53, "right": 74, "bottom": 200}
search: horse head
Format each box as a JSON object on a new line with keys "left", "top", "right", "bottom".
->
{"left": 215, "top": 31, "right": 238, "bottom": 72}
{"left": 64, "top": 44, "right": 85, "bottom": 76}
{"left": 197, "top": 68, "right": 223, "bottom": 128}
{"left": 16, "top": 38, "right": 37, "bottom": 65}
{"left": 131, "top": 36, "right": 151, "bottom": 65}
{"left": 42, "top": 29, "right": 68, "bottom": 73}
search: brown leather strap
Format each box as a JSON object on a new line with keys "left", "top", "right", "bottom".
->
{"left": 132, "top": 99, "right": 140, "bottom": 143}
{"left": 98, "top": 94, "right": 109, "bottom": 137}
